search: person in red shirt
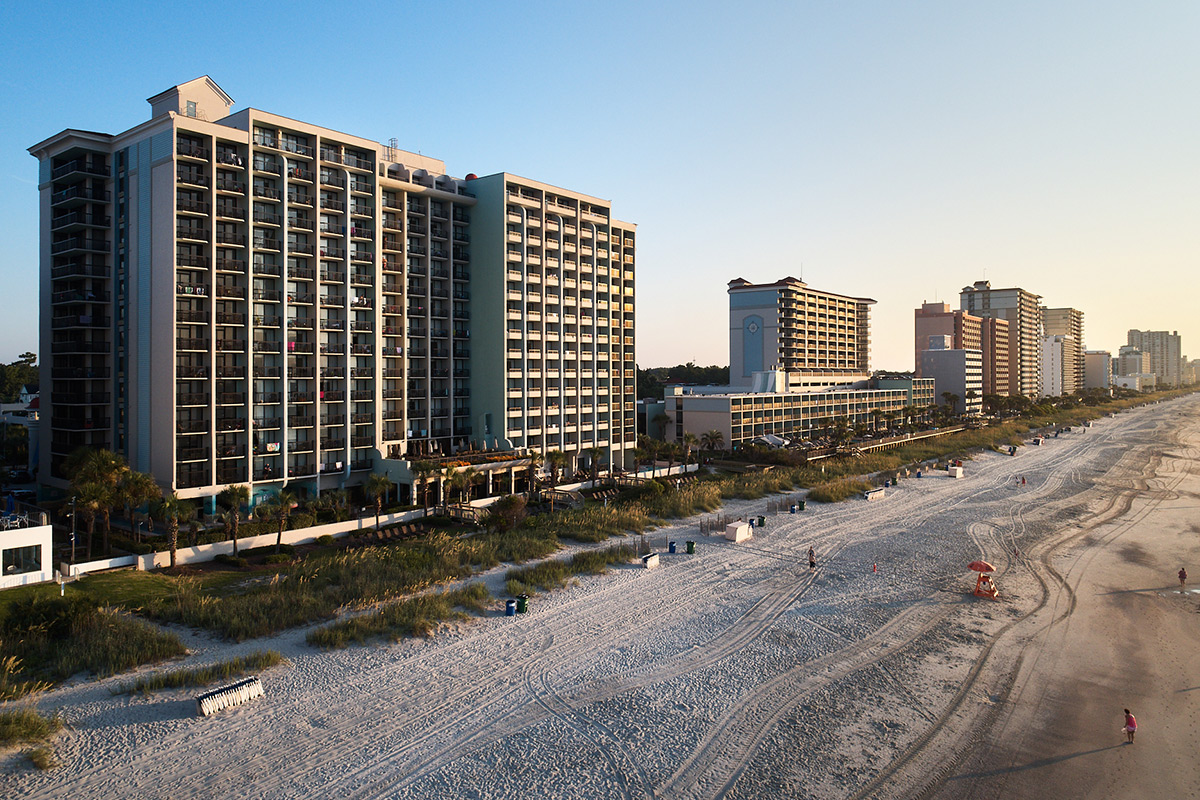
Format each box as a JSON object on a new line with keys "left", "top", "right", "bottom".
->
{"left": 1123, "top": 709, "right": 1137, "bottom": 744}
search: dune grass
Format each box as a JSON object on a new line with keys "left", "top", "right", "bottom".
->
{"left": 146, "top": 532, "right": 497, "bottom": 641}
{"left": 0, "top": 705, "right": 62, "bottom": 748}
{"left": 113, "top": 650, "right": 285, "bottom": 695}
{"left": 25, "top": 744, "right": 57, "bottom": 770}
{"left": 504, "top": 544, "right": 636, "bottom": 597}
{"left": 0, "top": 596, "right": 185, "bottom": 697}
{"left": 806, "top": 478, "right": 875, "bottom": 503}
{"left": 306, "top": 583, "right": 492, "bottom": 649}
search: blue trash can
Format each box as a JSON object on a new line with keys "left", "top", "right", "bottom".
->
{"left": 790, "top": 504, "right": 797, "bottom": 514}
{"left": 505, "top": 599, "right": 517, "bottom": 617}
{"left": 749, "top": 518, "right": 755, "bottom": 528}
{"left": 669, "top": 541, "right": 677, "bottom": 554}
{"left": 917, "top": 471, "right": 922, "bottom": 478}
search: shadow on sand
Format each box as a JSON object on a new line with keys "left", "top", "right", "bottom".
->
{"left": 950, "top": 744, "right": 1126, "bottom": 780}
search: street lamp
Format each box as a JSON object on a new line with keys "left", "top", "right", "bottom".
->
{"left": 69, "top": 496, "right": 77, "bottom": 563}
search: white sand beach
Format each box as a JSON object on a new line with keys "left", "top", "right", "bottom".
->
{"left": 6, "top": 395, "right": 1200, "bottom": 799}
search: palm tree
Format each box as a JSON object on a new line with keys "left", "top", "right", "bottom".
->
{"left": 116, "top": 470, "right": 161, "bottom": 545}
{"left": 941, "top": 391, "right": 960, "bottom": 417}
{"left": 66, "top": 448, "right": 129, "bottom": 555}
{"left": 700, "top": 429, "right": 724, "bottom": 456}
{"left": 411, "top": 460, "right": 435, "bottom": 511}
{"left": 832, "top": 417, "right": 852, "bottom": 447}
{"left": 663, "top": 442, "right": 679, "bottom": 477}
{"left": 545, "top": 450, "right": 568, "bottom": 487}
{"left": 219, "top": 509, "right": 239, "bottom": 558}
{"left": 585, "top": 446, "right": 605, "bottom": 485}
{"left": 150, "top": 492, "right": 192, "bottom": 568}
{"left": 258, "top": 489, "right": 296, "bottom": 554}
{"left": 74, "top": 481, "right": 106, "bottom": 561}
{"left": 445, "top": 466, "right": 477, "bottom": 509}
{"left": 870, "top": 408, "right": 884, "bottom": 433}
{"left": 681, "top": 433, "right": 699, "bottom": 469}
{"left": 438, "top": 464, "right": 458, "bottom": 514}
{"left": 217, "top": 484, "right": 251, "bottom": 556}
{"left": 364, "top": 473, "right": 392, "bottom": 530}
{"left": 651, "top": 412, "right": 670, "bottom": 439}
{"left": 459, "top": 467, "right": 478, "bottom": 504}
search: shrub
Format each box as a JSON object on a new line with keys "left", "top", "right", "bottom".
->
{"left": 288, "top": 513, "right": 316, "bottom": 531}
{"left": 214, "top": 554, "right": 249, "bottom": 568}
{"left": 316, "top": 535, "right": 335, "bottom": 547}
{"left": 109, "top": 536, "right": 153, "bottom": 555}
{"left": 264, "top": 554, "right": 292, "bottom": 565}
{"left": 0, "top": 706, "right": 62, "bottom": 747}
{"left": 25, "top": 745, "right": 57, "bottom": 770}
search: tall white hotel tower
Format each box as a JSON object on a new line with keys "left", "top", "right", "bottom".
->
{"left": 30, "top": 77, "right": 636, "bottom": 503}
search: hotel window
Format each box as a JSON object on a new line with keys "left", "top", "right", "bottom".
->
{"left": 3, "top": 545, "right": 41, "bottom": 576}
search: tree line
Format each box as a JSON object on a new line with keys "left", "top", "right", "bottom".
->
{"left": 1, "top": 352, "right": 38, "bottom": 403}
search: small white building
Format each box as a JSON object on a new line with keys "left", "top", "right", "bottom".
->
{"left": 1, "top": 523, "right": 54, "bottom": 590}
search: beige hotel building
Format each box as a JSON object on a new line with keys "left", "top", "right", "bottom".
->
{"left": 29, "top": 77, "right": 635, "bottom": 502}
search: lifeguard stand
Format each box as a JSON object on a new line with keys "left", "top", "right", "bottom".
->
{"left": 969, "top": 559, "right": 1000, "bottom": 599}
{"left": 974, "top": 572, "right": 1000, "bottom": 599}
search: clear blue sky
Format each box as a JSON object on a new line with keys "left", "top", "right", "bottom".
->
{"left": 2, "top": 1, "right": 1197, "bottom": 371}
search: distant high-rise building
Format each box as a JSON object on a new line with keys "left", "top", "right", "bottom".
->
{"left": 960, "top": 280, "right": 1042, "bottom": 398}
{"left": 913, "top": 301, "right": 1009, "bottom": 396}
{"left": 1126, "top": 329, "right": 1182, "bottom": 387}
{"left": 1041, "top": 335, "right": 1079, "bottom": 397}
{"left": 728, "top": 277, "right": 874, "bottom": 387}
{"left": 1117, "top": 345, "right": 1149, "bottom": 377}
{"left": 1083, "top": 350, "right": 1112, "bottom": 390}
{"left": 920, "top": 336, "right": 983, "bottom": 415}
{"left": 979, "top": 317, "right": 1011, "bottom": 397}
{"left": 1042, "top": 308, "right": 1084, "bottom": 394}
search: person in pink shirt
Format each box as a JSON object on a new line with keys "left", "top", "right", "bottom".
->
{"left": 1123, "top": 709, "right": 1137, "bottom": 743}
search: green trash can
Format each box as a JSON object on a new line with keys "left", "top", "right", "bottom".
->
{"left": 757, "top": 515, "right": 765, "bottom": 528}
{"left": 799, "top": 500, "right": 806, "bottom": 511}
{"left": 516, "top": 595, "right": 528, "bottom": 613}
{"left": 686, "top": 540, "right": 695, "bottom": 554}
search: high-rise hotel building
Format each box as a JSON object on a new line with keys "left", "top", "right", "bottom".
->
{"left": 1042, "top": 307, "right": 1084, "bottom": 395}
{"left": 467, "top": 175, "right": 637, "bottom": 462}
{"left": 728, "top": 277, "right": 873, "bottom": 390}
{"left": 29, "top": 77, "right": 635, "bottom": 499}
{"left": 960, "top": 280, "right": 1042, "bottom": 399}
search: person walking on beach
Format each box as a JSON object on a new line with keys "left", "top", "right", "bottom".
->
{"left": 808, "top": 547, "right": 816, "bottom": 570}
{"left": 1180, "top": 567, "right": 1188, "bottom": 589}
{"left": 1123, "top": 709, "right": 1137, "bottom": 743}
